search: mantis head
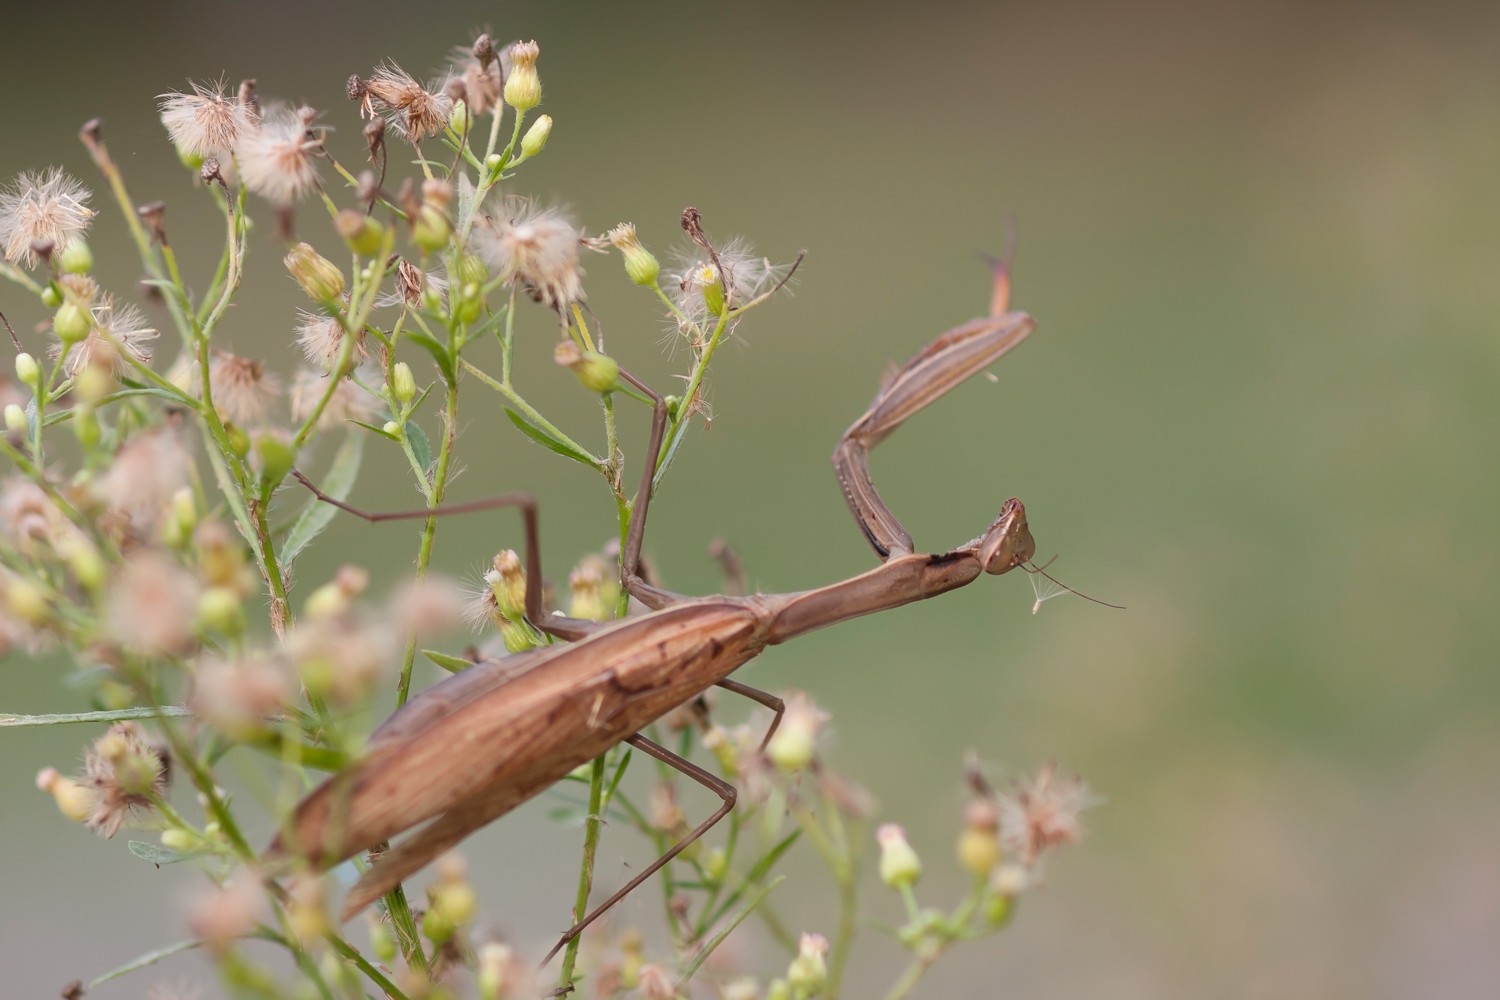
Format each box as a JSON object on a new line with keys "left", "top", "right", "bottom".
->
{"left": 979, "top": 497, "right": 1035, "bottom": 574}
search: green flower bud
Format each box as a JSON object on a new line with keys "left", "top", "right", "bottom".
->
{"left": 284, "top": 243, "right": 346, "bottom": 302}
{"left": 454, "top": 281, "right": 483, "bottom": 324}
{"left": 449, "top": 99, "right": 473, "bottom": 136}
{"left": 786, "top": 934, "right": 828, "bottom": 995}
{"left": 957, "top": 799, "right": 1002, "bottom": 876}
{"left": 453, "top": 253, "right": 488, "bottom": 287}
{"left": 766, "top": 980, "right": 792, "bottom": 1000}
{"left": 73, "top": 408, "right": 100, "bottom": 449}
{"left": 61, "top": 537, "right": 107, "bottom": 593}
{"left": 504, "top": 41, "right": 542, "bottom": 111}
{"left": 607, "top": 224, "right": 660, "bottom": 287}
{"left": 521, "top": 114, "right": 552, "bottom": 158}
{"left": 412, "top": 179, "right": 454, "bottom": 253}
{"left": 161, "top": 828, "right": 196, "bottom": 852}
{"left": 16, "top": 353, "right": 40, "bottom": 389}
{"left": 40, "top": 285, "right": 62, "bottom": 308}
{"left": 484, "top": 153, "right": 503, "bottom": 174}
{"left": 255, "top": 435, "right": 294, "bottom": 491}
{"left": 368, "top": 916, "right": 397, "bottom": 963}
{"left": 877, "top": 823, "right": 922, "bottom": 889}
{"left": 6, "top": 577, "right": 49, "bottom": 625}
{"left": 4, "top": 404, "right": 26, "bottom": 433}
{"left": 197, "top": 586, "right": 245, "bottom": 636}
{"left": 381, "top": 420, "right": 401, "bottom": 436}
{"left": 59, "top": 239, "right": 93, "bottom": 275}
{"left": 74, "top": 364, "right": 114, "bottom": 405}
{"left": 225, "top": 423, "right": 251, "bottom": 459}
{"left": 699, "top": 268, "right": 726, "bottom": 317}
{"left": 554, "top": 340, "right": 619, "bottom": 393}
{"left": 477, "top": 943, "right": 511, "bottom": 1000}
{"left": 421, "top": 905, "right": 454, "bottom": 945}
{"left": 53, "top": 301, "right": 90, "bottom": 344}
{"left": 392, "top": 362, "right": 417, "bottom": 405}
{"left": 335, "top": 210, "right": 385, "bottom": 258}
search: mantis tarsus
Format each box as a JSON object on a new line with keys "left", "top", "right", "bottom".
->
{"left": 274, "top": 252, "right": 1052, "bottom": 963}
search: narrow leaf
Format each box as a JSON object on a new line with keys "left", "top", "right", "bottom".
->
{"left": 0, "top": 706, "right": 192, "bottom": 728}
{"left": 127, "top": 840, "right": 199, "bottom": 865}
{"left": 88, "top": 939, "right": 199, "bottom": 988}
{"left": 406, "top": 331, "right": 456, "bottom": 384}
{"left": 422, "top": 649, "right": 474, "bottom": 673}
{"left": 282, "top": 431, "right": 365, "bottom": 566}
{"left": 407, "top": 419, "right": 433, "bottom": 472}
{"left": 346, "top": 419, "right": 401, "bottom": 442}
{"left": 504, "top": 408, "right": 598, "bottom": 468}
{"left": 676, "top": 876, "right": 786, "bottom": 988}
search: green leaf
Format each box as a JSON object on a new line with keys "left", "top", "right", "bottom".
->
{"left": 406, "top": 331, "right": 455, "bottom": 384}
{"left": 87, "top": 939, "right": 199, "bottom": 988}
{"left": 422, "top": 649, "right": 473, "bottom": 673}
{"left": 0, "top": 706, "right": 192, "bottom": 728}
{"left": 281, "top": 431, "right": 365, "bottom": 567}
{"left": 504, "top": 408, "right": 599, "bottom": 468}
{"left": 346, "top": 418, "right": 400, "bottom": 441}
{"left": 406, "top": 418, "right": 433, "bottom": 472}
{"left": 127, "top": 840, "right": 199, "bottom": 865}
{"left": 603, "top": 748, "right": 633, "bottom": 810}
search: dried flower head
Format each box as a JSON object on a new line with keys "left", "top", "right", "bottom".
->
{"left": 96, "top": 423, "right": 193, "bottom": 535}
{"left": 997, "top": 762, "right": 1097, "bottom": 868}
{"left": 285, "top": 607, "right": 393, "bottom": 704}
{"left": 0, "top": 168, "right": 95, "bottom": 268}
{"left": 208, "top": 351, "right": 280, "bottom": 425}
{"left": 294, "top": 311, "right": 366, "bottom": 372}
{"left": 0, "top": 476, "right": 70, "bottom": 556}
{"left": 158, "top": 80, "right": 253, "bottom": 160}
{"left": 672, "top": 237, "right": 779, "bottom": 334}
{"left": 474, "top": 200, "right": 584, "bottom": 308}
{"left": 289, "top": 367, "right": 379, "bottom": 430}
{"left": 50, "top": 295, "right": 159, "bottom": 378}
{"left": 82, "top": 722, "right": 169, "bottom": 838}
{"left": 238, "top": 108, "right": 323, "bottom": 205}
{"left": 388, "top": 574, "right": 467, "bottom": 637}
{"left": 447, "top": 41, "right": 502, "bottom": 116}
{"left": 188, "top": 874, "right": 267, "bottom": 957}
{"left": 358, "top": 63, "right": 453, "bottom": 140}
{"left": 104, "top": 551, "right": 198, "bottom": 657}
{"left": 191, "top": 653, "right": 295, "bottom": 740}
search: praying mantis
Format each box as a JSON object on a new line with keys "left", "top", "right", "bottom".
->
{"left": 275, "top": 250, "right": 1060, "bottom": 962}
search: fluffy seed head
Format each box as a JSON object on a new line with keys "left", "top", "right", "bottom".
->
{"left": 290, "top": 367, "right": 379, "bottom": 430}
{"left": 158, "top": 80, "right": 253, "bottom": 160}
{"left": 475, "top": 200, "right": 584, "bottom": 308}
{"left": 0, "top": 168, "right": 95, "bottom": 268}
{"left": 997, "top": 762, "right": 1096, "bottom": 867}
{"left": 188, "top": 874, "right": 267, "bottom": 957}
{"left": 97, "top": 423, "right": 193, "bottom": 535}
{"left": 208, "top": 352, "right": 280, "bottom": 425}
{"left": 104, "top": 552, "right": 199, "bottom": 657}
{"left": 672, "top": 237, "right": 779, "bottom": 334}
{"left": 238, "top": 109, "right": 323, "bottom": 205}
{"left": 360, "top": 63, "right": 453, "bottom": 140}
{"left": 191, "top": 653, "right": 294, "bottom": 740}
{"left": 294, "top": 311, "right": 365, "bottom": 372}
{"left": 82, "top": 722, "right": 169, "bottom": 838}
{"left": 50, "top": 296, "right": 159, "bottom": 379}
{"left": 448, "top": 42, "right": 502, "bottom": 116}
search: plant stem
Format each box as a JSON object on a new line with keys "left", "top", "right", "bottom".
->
{"left": 558, "top": 754, "right": 608, "bottom": 991}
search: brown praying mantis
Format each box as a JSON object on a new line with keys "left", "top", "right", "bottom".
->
{"left": 274, "top": 251, "right": 1074, "bottom": 963}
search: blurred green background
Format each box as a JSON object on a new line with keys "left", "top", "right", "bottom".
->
{"left": 4, "top": 1, "right": 1498, "bottom": 996}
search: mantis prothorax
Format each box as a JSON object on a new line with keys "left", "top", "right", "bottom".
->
{"left": 273, "top": 251, "right": 1048, "bottom": 963}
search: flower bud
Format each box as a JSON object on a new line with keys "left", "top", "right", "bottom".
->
{"left": 484, "top": 152, "right": 503, "bottom": 174}
{"left": 567, "top": 561, "right": 609, "bottom": 621}
{"left": 499, "top": 618, "right": 541, "bottom": 654}
{"left": 335, "top": 210, "right": 385, "bottom": 257}
{"left": 160, "top": 827, "right": 196, "bottom": 852}
{"left": 4, "top": 404, "right": 26, "bottom": 433}
{"left": 74, "top": 364, "right": 114, "bottom": 405}
{"left": 877, "top": 823, "right": 922, "bottom": 889}
{"left": 40, "top": 285, "right": 62, "bottom": 308}
{"left": 553, "top": 340, "right": 619, "bottom": 393}
{"left": 429, "top": 855, "right": 478, "bottom": 929}
{"left": 393, "top": 364, "right": 417, "bottom": 407}
{"left": 368, "top": 915, "right": 397, "bottom": 963}
{"left": 607, "top": 224, "right": 661, "bottom": 287}
{"left": 53, "top": 301, "right": 90, "bottom": 344}
{"left": 449, "top": 99, "right": 473, "bottom": 136}
{"left": 766, "top": 980, "right": 792, "bottom": 1000}
{"left": 6, "top": 577, "right": 48, "bottom": 625}
{"left": 284, "top": 243, "right": 346, "bottom": 302}
{"left": 520, "top": 114, "right": 552, "bottom": 158}
{"left": 60, "top": 537, "right": 107, "bottom": 594}
{"left": 198, "top": 586, "right": 246, "bottom": 636}
{"left": 59, "top": 239, "right": 93, "bottom": 275}
{"left": 488, "top": 550, "right": 527, "bottom": 620}
{"left": 453, "top": 253, "right": 488, "bottom": 287}
{"left": 412, "top": 179, "right": 453, "bottom": 252}
{"left": 15, "top": 353, "right": 39, "bottom": 388}
{"left": 957, "top": 799, "right": 1002, "bottom": 876}
{"left": 36, "top": 767, "right": 96, "bottom": 823}
{"left": 766, "top": 692, "right": 828, "bottom": 774}
{"left": 504, "top": 41, "right": 542, "bottom": 111}
{"left": 699, "top": 267, "right": 726, "bottom": 317}
{"left": 256, "top": 434, "right": 294, "bottom": 491}
{"left": 786, "top": 933, "right": 828, "bottom": 995}
{"left": 477, "top": 943, "right": 511, "bottom": 1000}
{"left": 73, "top": 408, "right": 99, "bottom": 449}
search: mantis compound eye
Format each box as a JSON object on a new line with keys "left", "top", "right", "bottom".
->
{"left": 980, "top": 497, "right": 1035, "bottom": 575}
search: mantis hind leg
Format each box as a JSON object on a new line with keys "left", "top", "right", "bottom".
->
{"left": 541, "top": 733, "right": 736, "bottom": 966}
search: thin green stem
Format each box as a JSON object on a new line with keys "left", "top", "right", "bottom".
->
{"left": 558, "top": 754, "right": 608, "bottom": 991}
